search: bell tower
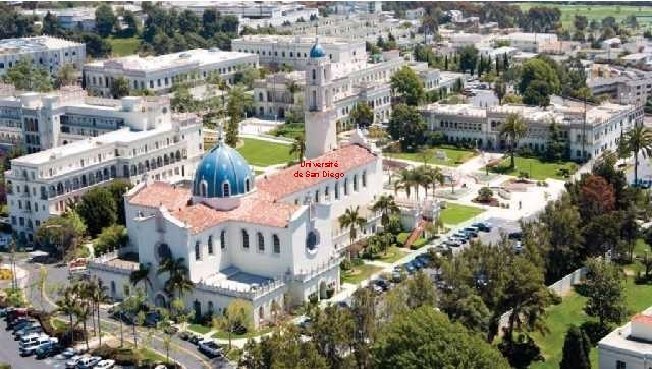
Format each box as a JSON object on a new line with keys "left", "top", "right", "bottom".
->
{"left": 305, "top": 39, "right": 337, "bottom": 160}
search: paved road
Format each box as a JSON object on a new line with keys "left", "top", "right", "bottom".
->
{"left": 0, "top": 318, "right": 55, "bottom": 369}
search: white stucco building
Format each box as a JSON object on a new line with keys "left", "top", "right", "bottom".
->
{"left": 87, "top": 41, "right": 387, "bottom": 327}
{"left": 83, "top": 49, "right": 259, "bottom": 96}
{"left": 5, "top": 94, "right": 203, "bottom": 242}
{"left": 0, "top": 36, "right": 86, "bottom": 77}
{"left": 232, "top": 35, "right": 366, "bottom": 71}
{"left": 420, "top": 100, "right": 643, "bottom": 161}
{"left": 599, "top": 307, "right": 652, "bottom": 369}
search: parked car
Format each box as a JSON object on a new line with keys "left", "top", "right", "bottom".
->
{"left": 14, "top": 325, "right": 43, "bottom": 339}
{"left": 7, "top": 317, "right": 30, "bottom": 330}
{"left": 111, "top": 311, "right": 134, "bottom": 325}
{"left": 443, "top": 238, "right": 460, "bottom": 248}
{"left": 20, "top": 336, "right": 57, "bottom": 356}
{"left": 188, "top": 334, "right": 202, "bottom": 345}
{"left": 65, "top": 355, "right": 84, "bottom": 369}
{"left": 463, "top": 227, "right": 479, "bottom": 238}
{"left": 401, "top": 263, "right": 416, "bottom": 274}
{"left": 179, "top": 331, "right": 190, "bottom": 341}
{"left": 11, "top": 319, "right": 37, "bottom": 332}
{"left": 199, "top": 340, "right": 223, "bottom": 358}
{"left": 59, "top": 347, "right": 79, "bottom": 359}
{"left": 508, "top": 232, "right": 522, "bottom": 240}
{"left": 374, "top": 279, "right": 391, "bottom": 291}
{"left": 93, "top": 359, "right": 115, "bottom": 369}
{"left": 368, "top": 283, "right": 383, "bottom": 295}
{"left": 472, "top": 222, "right": 492, "bottom": 232}
{"left": 75, "top": 355, "right": 101, "bottom": 369}
{"left": 144, "top": 310, "right": 162, "bottom": 328}
{"left": 35, "top": 342, "right": 62, "bottom": 359}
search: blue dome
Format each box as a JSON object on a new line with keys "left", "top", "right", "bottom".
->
{"left": 193, "top": 141, "right": 254, "bottom": 198}
{"left": 309, "top": 41, "right": 326, "bottom": 58}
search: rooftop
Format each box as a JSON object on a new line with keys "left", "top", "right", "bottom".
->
{"left": 86, "top": 48, "right": 254, "bottom": 72}
{"left": 0, "top": 36, "right": 83, "bottom": 55}
{"left": 600, "top": 306, "right": 652, "bottom": 355}
{"left": 235, "top": 34, "right": 356, "bottom": 47}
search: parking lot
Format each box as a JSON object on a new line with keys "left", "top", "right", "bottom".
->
{"left": 0, "top": 319, "right": 60, "bottom": 369}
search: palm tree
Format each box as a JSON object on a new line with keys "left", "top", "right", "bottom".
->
{"left": 157, "top": 257, "right": 194, "bottom": 300}
{"left": 71, "top": 282, "right": 92, "bottom": 351}
{"left": 289, "top": 135, "right": 306, "bottom": 162}
{"left": 55, "top": 287, "right": 78, "bottom": 344}
{"left": 87, "top": 278, "right": 110, "bottom": 346}
{"left": 393, "top": 168, "right": 416, "bottom": 200}
{"left": 129, "top": 263, "right": 153, "bottom": 296}
{"left": 338, "top": 206, "right": 367, "bottom": 260}
{"left": 371, "top": 195, "right": 400, "bottom": 229}
{"left": 499, "top": 113, "right": 528, "bottom": 169}
{"left": 428, "top": 166, "right": 445, "bottom": 199}
{"left": 624, "top": 125, "right": 652, "bottom": 186}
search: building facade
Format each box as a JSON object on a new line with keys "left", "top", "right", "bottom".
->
{"left": 0, "top": 36, "right": 86, "bottom": 77}
{"left": 88, "top": 41, "right": 385, "bottom": 327}
{"left": 84, "top": 49, "right": 259, "bottom": 96}
{"left": 420, "top": 101, "right": 643, "bottom": 161}
{"left": 232, "top": 35, "right": 366, "bottom": 71}
{"left": 5, "top": 94, "right": 203, "bottom": 241}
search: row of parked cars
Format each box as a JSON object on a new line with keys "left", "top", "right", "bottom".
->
{"left": 178, "top": 332, "right": 225, "bottom": 359}
{"left": 443, "top": 222, "right": 492, "bottom": 248}
{"left": 1, "top": 307, "right": 115, "bottom": 368}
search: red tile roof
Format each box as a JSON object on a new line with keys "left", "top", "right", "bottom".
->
{"left": 127, "top": 144, "right": 377, "bottom": 233}
{"left": 633, "top": 314, "right": 652, "bottom": 325}
{"left": 256, "top": 144, "right": 378, "bottom": 201}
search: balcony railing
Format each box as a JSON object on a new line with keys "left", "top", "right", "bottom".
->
{"left": 195, "top": 279, "right": 286, "bottom": 301}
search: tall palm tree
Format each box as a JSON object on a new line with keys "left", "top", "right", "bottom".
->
{"left": 289, "top": 135, "right": 306, "bottom": 162}
{"left": 157, "top": 257, "right": 194, "bottom": 300}
{"left": 55, "top": 287, "right": 78, "bottom": 344}
{"left": 88, "top": 278, "right": 110, "bottom": 346}
{"left": 129, "top": 263, "right": 153, "bottom": 296}
{"left": 372, "top": 195, "right": 400, "bottom": 229}
{"left": 623, "top": 125, "right": 652, "bottom": 186}
{"left": 72, "top": 282, "right": 91, "bottom": 351}
{"left": 338, "top": 206, "right": 367, "bottom": 260}
{"left": 499, "top": 113, "right": 528, "bottom": 169}
{"left": 394, "top": 168, "right": 416, "bottom": 200}
{"left": 428, "top": 166, "right": 445, "bottom": 199}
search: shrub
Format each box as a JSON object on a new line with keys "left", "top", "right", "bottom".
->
{"left": 308, "top": 293, "right": 318, "bottom": 304}
{"left": 340, "top": 259, "right": 352, "bottom": 271}
{"left": 396, "top": 232, "right": 410, "bottom": 245}
{"left": 411, "top": 238, "right": 428, "bottom": 250}
{"left": 92, "top": 345, "right": 118, "bottom": 359}
{"left": 477, "top": 187, "right": 493, "bottom": 202}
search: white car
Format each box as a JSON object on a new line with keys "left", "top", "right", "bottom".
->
{"left": 94, "top": 359, "right": 115, "bottom": 369}
{"left": 65, "top": 355, "right": 84, "bottom": 369}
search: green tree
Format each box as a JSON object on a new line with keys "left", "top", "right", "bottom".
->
{"left": 518, "top": 57, "right": 561, "bottom": 96}
{"left": 213, "top": 299, "right": 253, "bottom": 350}
{"left": 338, "top": 206, "right": 367, "bottom": 259}
{"left": 157, "top": 257, "right": 194, "bottom": 300}
{"left": 36, "top": 211, "right": 87, "bottom": 260}
{"left": 76, "top": 187, "right": 117, "bottom": 237}
{"left": 95, "top": 4, "right": 117, "bottom": 38}
{"left": 459, "top": 45, "right": 479, "bottom": 75}
{"left": 225, "top": 86, "right": 251, "bottom": 147}
{"left": 310, "top": 304, "right": 355, "bottom": 369}
{"left": 129, "top": 263, "right": 153, "bottom": 296}
{"left": 499, "top": 113, "right": 528, "bottom": 169}
{"left": 351, "top": 287, "right": 377, "bottom": 369}
{"left": 584, "top": 258, "right": 629, "bottom": 328}
{"left": 622, "top": 125, "right": 652, "bottom": 186}
{"left": 106, "top": 179, "right": 133, "bottom": 225}
{"left": 371, "top": 195, "right": 400, "bottom": 230}
{"left": 110, "top": 76, "right": 130, "bottom": 99}
{"left": 387, "top": 104, "right": 426, "bottom": 151}
{"left": 390, "top": 66, "right": 425, "bottom": 106}
{"left": 349, "top": 101, "right": 375, "bottom": 128}
{"left": 560, "top": 324, "right": 591, "bottom": 369}
{"left": 289, "top": 134, "right": 306, "bottom": 162}
{"left": 523, "top": 79, "right": 551, "bottom": 106}
{"left": 241, "top": 325, "right": 328, "bottom": 369}
{"left": 373, "top": 307, "right": 510, "bottom": 369}
{"left": 495, "top": 79, "right": 507, "bottom": 105}
{"left": 3, "top": 59, "right": 53, "bottom": 92}
{"left": 406, "top": 271, "right": 437, "bottom": 308}
{"left": 545, "top": 121, "right": 568, "bottom": 161}
{"left": 56, "top": 64, "right": 77, "bottom": 88}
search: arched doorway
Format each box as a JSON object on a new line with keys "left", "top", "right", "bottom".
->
{"left": 193, "top": 300, "right": 202, "bottom": 321}
{"left": 258, "top": 306, "right": 264, "bottom": 323}
{"left": 110, "top": 281, "right": 116, "bottom": 299}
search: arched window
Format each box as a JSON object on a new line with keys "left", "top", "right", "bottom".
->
{"left": 200, "top": 181, "right": 208, "bottom": 197}
{"left": 208, "top": 236, "right": 214, "bottom": 255}
{"left": 273, "top": 235, "right": 280, "bottom": 254}
{"left": 195, "top": 240, "right": 201, "bottom": 260}
{"left": 306, "top": 231, "right": 318, "bottom": 250}
{"left": 334, "top": 181, "right": 339, "bottom": 199}
{"left": 312, "top": 69, "right": 316, "bottom": 80}
{"left": 353, "top": 175, "right": 358, "bottom": 191}
{"left": 258, "top": 92, "right": 264, "bottom": 102}
{"left": 362, "top": 171, "right": 367, "bottom": 187}
{"left": 242, "top": 229, "right": 249, "bottom": 249}
{"left": 257, "top": 232, "right": 265, "bottom": 251}
{"left": 344, "top": 178, "right": 349, "bottom": 196}
{"left": 220, "top": 230, "right": 226, "bottom": 249}
{"left": 223, "top": 182, "right": 230, "bottom": 197}
{"left": 245, "top": 178, "right": 250, "bottom": 192}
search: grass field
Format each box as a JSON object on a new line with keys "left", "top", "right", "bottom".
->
{"left": 531, "top": 276, "right": 652, "bottom": 369}
{"left": 187, "top": 323, "right": 212, "bottom": 335}
{"left": 516, "top": 3, "right": 652, "bottom": 30}
{"left": 372, "top": 246, "right": 410, "bottom": 264}
{"left": 268, "top": 123, "right": 305, "bottom": 140}
{"left": 489, "top": 156, "right": 578, "bottom": 180}
{"left": 236, "top": 138, "right": 293, "bottom": 167}
{"left": 108, "top": 37, "right": 142, "bottom": 57}
{"left": 439, "top": 202, "right": 484, "bottom": 225}
{"left": 341, "top": 263, "right": 383, "bottom": 285}
{"left": 391, "top": 146, "right": 477, "bottom": 167}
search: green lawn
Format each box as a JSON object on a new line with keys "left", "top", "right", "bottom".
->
{"left": 489, "top": 156, "right": 578, "bottom": 180}
{"left": 108, "top": 36, "right": 142, "bottom": 57}
{"left": 187, "top": 323, "right": 211, "bottom": 335}
{"left": 212, "top": 327, "right": 273, "bottom": 339}
{"left": 236, "top": 138, "right": 293, "bottom": 167}
{"left": 531, "top": 277, "right": 652, "bottom": 369}
{"left": 439, "top": 203, "right": 484, "bottom": 226}
{"left": 516, "top": 3, "right": 652, "bottom": 30}
{"left": 268, "top": 123, "right": 305, "bottom": 140}
{"left": 391, "top": 146, "right": 477, "bottom": 167}
{"left": 341, "top": 263, "right": 383, "bottom": 285}
{"left": 372, "top": 246, "right": 410, "bottom": 264}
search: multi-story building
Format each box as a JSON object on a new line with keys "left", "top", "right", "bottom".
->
{"left": 588, "top": 68, "right": 652, "bottom": 106}
{"left": 0, "top": 36, "right": 86, "bottom": 77}
{"left": 420, "top": 101, "right": 643, "bottom": 161}
{"left": 496, "top": 32, "right": 558, "bottom": 53}
{"left": 232, "top": 35, "right": 366, "bottom": 71}
{"left": 5, "top": 94, "right": 203, "bottom": 242}
{"left": 252, "top": 52, "right": 406, "bottom": 126}
{"left": 599, "top": 306, "right": 652, "bottom": 369}
{"left": 83, "top": 49, "right": 259, "bottom": 96}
